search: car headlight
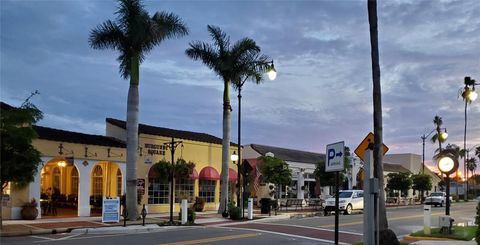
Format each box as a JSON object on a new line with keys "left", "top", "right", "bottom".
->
{"left": 339, "top": 200, "right": 346, "bottom": 204}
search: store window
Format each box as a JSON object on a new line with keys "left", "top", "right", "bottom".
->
{"left": 148, "top": 178, "right": 169, "bottom": 204}
{"left": 92, "top": 165, "right": 103, "bottom": 197}
{"left": 199, "top": 180, "right": 216, "bottom": 203}
{"left": 175, "top": 178, "right": 194, "bottom": 203}
{"left": 71, "top": 167, "right": 78, "bottom": 195}
{"left": 53, "top": 167, "right": 61, "bottom": 191}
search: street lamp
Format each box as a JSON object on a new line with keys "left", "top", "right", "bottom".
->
{"left": 461, "top": 76, "right": 478, "bottom": 200}
{"left": 437, "top": 150, "right": 459, "bottom": 216}
{"left": 234, "top": 60, "right": 276, "bottom": 208}
{"left": 163, "top": 137, "right": 183, "bottom": 224}
{"left": 421, "top": 128, "right": 448, "bottom": 173}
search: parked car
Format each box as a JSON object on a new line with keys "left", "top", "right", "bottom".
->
{"left": 324, "top": 190, "right": 364, "bottom": 215}
{"left": 424, "top": 192, "right": 452, "bottom": 207}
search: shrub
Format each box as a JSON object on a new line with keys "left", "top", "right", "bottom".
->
{"left": 23, "top": 198, "right": 38, "bottom": 208}
{"left": 193, "top": 197, "right": 206, "bottom": 212}
{"left": 476, "top": 202, "right": 480, "bottom": 245}
{"left": 178, "top": 208, "right": 196, "bottom": 224}
{"left": 229, "top": 206, "right": 242, "bottom": 220}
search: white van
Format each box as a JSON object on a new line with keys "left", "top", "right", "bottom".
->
{"left": 324, "top": 190, "right": 364, "bottom": 215}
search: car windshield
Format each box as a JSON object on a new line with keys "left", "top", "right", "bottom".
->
{"left": 338, "top": 192, "right": 353, "bottom": 198}
{"left": 430, "top": 193, "right": 443, "bottom": 196}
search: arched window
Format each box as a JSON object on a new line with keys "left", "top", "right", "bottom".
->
{"left": 71, "top": 167, "right": 79, "bottom": 194}
{"left": 92, "top": 165, "right": 103, "bottom": 197}
{"left": 116, "top": 169, "right": 122, "bottom": 197}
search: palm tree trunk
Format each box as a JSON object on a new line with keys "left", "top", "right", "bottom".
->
{"left": 219, "top": 80, "right": 231, "bottom": 214}
{"left": 126, "top": 55, "right": 140, "bottom": 220}
{"left": 367, "top": 0, "right": 398, "bottom": 243}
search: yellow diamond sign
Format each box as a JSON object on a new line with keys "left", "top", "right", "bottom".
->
{"left": 354, "top": 132, "right": 389, "bottom": 162}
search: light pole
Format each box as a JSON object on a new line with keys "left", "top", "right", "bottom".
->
{"left": 163, "top": 137, "right": 183, "bottom": 224}
{"left": 234, "top": 60, "right": 276, "bottom": 208}
{"left": 461, "top": 76, "right": 478, "bottom": 200}
{"left": 421, "top": 128, "right": 448, "bottom": 173}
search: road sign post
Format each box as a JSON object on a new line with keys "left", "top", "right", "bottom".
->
{"left": 326, "top": 141, "right": 344, "bottom": 245}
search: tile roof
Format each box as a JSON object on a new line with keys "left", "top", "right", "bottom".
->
{"left": 106, "top": 118, "right": 237, "bottom": 146}
{"left": 33, "top": 125, "right": 126, "bottom": 148}
{"left": 249, "top": 144, "right": 325, "bottom": 164}
{"left": 1, "top": 102, "right": 15, "bottom": 111}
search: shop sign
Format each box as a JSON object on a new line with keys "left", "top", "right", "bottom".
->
{"left": 144, "top": 143, "right": 166, "bottom": 156}
{"left": 102, "top": 197, "right": 120, "bottom": 223}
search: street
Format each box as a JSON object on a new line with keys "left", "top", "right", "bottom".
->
{"left": 2, "top": 202, "right": 477, "bottom": 245}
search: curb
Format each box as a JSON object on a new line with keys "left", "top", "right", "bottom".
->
{"left": 403, "top": 235, "right": 460, "bottom": 241}
{"left": 1, "top": 228, "right": 54, "bottom": 237}
{"left": 70, "top": 224, "right": 183, "bottom": 234}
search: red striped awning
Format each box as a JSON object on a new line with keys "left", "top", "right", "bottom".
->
{"left": 243, "top": 159, "right": 258, "bottom": 168}
{"left": 199, "top": 166, "right": 220, "bottom": 181}
{"left": 148, "top": 167, "right": 160, "bottom": 178}
{"left": 228, "top": 168, "right": 237, "bottom": 182}
{"left": 190, "top": 169, "right": 199, "bottom": 180}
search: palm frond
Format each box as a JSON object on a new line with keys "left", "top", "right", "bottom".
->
{"left": 185, "top": 41, "right": 219, "bottom": 72}
{"left": 230, "top": 38, "right": 260, "bottom": 61}
{"left": 207, "top": 25, "right": 229, "bottom": 56}
{"left": 430, "top": 133, "right": 438, "bottom": 144}
{"left": 150, "top": 11, "right": 189, "bottom": 45}
{"left": 89, "top": 20, "right": 124, "bottom": 50}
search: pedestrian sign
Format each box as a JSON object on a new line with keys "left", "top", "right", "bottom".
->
{"left": 325, "top": 141, "right": 345, "bottom": 172}
{"left": 354, "top": 132, "right": 389, "bottom": 162}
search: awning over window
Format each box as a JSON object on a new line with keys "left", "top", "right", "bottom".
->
{"left": 190, "top": 169, "right": 199, "bottom": 180}
{"left": 148, "top": 167, "right": 160, "bottom": 178}
{"left": 228, "top": 168, "right": 237, "bottom": 182}
{"left": 199, "top": 166, "right": 220, "bottom": 181}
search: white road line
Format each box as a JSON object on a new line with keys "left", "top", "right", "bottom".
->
{"left": 31, "top": 235, "right": 57, "bottom": 241}
{"left": 218, "top": 226, "right": 348, "bottom": 245}
{"left": 231, "top": 222, "right": 363, "bottom": 236}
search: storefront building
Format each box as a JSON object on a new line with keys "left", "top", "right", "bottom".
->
{"left": 2, "top": 109, "right": 237, "bottom": 219}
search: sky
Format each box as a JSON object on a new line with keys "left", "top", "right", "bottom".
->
{"left": 1, "top": 0, "right": 479, "bottom": 170}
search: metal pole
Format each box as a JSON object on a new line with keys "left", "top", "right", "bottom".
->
{"left": 334, "top": 171, "right": 339, "bottom": 245}
{"left": 446, "top": 175, "right": 450, "bottom": 216}
{"left": 422, "top": 136, "right": 425, "bottom": 174}
{"left": 237, "top": 87, "right": 242, "bottom": 208}
{"left": 464, "top": 100, "right": 468, "bottom": 200}
{"left": 169, "top": 137, "right": 174, "bottom": 223}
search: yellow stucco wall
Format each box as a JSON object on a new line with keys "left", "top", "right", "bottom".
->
{"left": 4, "top": 123, "right": 238, "bottom": 218}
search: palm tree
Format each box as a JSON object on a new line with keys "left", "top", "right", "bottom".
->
{"left": 367, "top": 0, "right": 398, "bottom": 243}
{"left": 430, "top": 115, "right": 446, "bottom": 152}
{"left": 186, "top": 25, "right": 266, "bottom": 213}
{"left": 467, "top": 157, "right": 477, "bottom": 194}
{"left": 89, "top": 0, "right": 188, "bottom": 219}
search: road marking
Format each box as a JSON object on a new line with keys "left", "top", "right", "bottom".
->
{"left": 318, "top": 212, "right": 444, "bottom": 228}
{"left": 156, "top": 233, "right": 259, "bottom": 245}
{"left": 241, "top": 222, "right": 363, "bottom": 236}
{"left": 31, "top": 235, "right": 57, "bottom": 241}
{"left": 220, "top": 226, "right": 348, "bottom": 245}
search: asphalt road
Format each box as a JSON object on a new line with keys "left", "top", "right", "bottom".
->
{"left": 2, "top": 201, "right": 476, "bottom": 245}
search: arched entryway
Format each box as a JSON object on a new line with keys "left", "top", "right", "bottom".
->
{"left": 39, "top": 157, "right": 79, "bottom": 218}
{"left": 90, "top": 161, "right": 123, "bottom": 216}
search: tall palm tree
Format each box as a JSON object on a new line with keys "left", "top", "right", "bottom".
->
{"left": 467, "top": 157, "right": 477, "bottom": 192}
{"left": 89, "top": 0, "right": 188, "bottom": 219}
{"left": 186, "top": 25, "right": 265, "bottom": 213}
{"left": 431, "top": 115, "right": 446, "bottom": 152}
{"left": 367, "top": 0, "right": 398, "bottom": 243}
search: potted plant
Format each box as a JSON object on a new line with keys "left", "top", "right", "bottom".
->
{"left": 21, "top": 198, "right": 39, "bottom": 220}
{"left": 193, "top": 197, "right": 206, "bottom": 212}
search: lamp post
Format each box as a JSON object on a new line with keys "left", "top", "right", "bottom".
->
{"left": 461, "top": 76, "right": 478, "bottom": 200}
{"left": 421, "top": 128, "right": 448, "bottom": 173}
{"left": 163, "top": 137, "right": 183, "bottom": 224}
{"left": 437, "top": 151, "right": 459, "bottom": 216}
{"left": 234, "top": 60, "right": 276, "bottom": 208}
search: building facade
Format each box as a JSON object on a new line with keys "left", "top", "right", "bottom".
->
{"left": 2, "top": 113, "right": 237, "bottom": 219}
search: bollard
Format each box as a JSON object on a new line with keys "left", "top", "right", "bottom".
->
{"left": 423, "top": 205, "right": 431, "bottom": 235}
{"left": 121, "top": 205, "right": 128, "bottom": 227}
{"left": 141, "top": 204, "right": 147, "bottom": 226}
{"left": 248, "top": 198, "right": 253, "bottom": 220}
{"left": 181, "top": 199, "right": 188, "bottom": 225}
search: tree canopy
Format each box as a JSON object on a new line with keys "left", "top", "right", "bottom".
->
{"left": 1, "top": 95, "right": 43, "bottom": 191}
{"left": 257, "top": 155, "right": 292, "bottom": 187}
{"left": 386, "top": 172, "right": 412, "bottom": 196}
{"left": 151, "top": 158, "right": 195, "bottom": 183}
{"left": 411, "top": 173, "right": 432, "bottom": 193}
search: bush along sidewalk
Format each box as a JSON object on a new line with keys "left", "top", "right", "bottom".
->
{"left": 410, "top": 226, "right": 476, "bottom": 241}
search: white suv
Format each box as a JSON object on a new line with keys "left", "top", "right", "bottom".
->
{"left": 324, "top": 190, "right": 364, "bottom": 215}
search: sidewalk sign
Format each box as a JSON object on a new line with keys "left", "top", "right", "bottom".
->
{"left": 102, "top": 197, "right": 120, "bottom": 223}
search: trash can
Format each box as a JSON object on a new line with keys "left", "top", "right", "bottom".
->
{"left": 260, "top": 198, "right": 271, "bottom": 214}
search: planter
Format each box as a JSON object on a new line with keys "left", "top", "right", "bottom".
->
{"left": 21, "top": 206, "right": 38, "bottom": 220}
